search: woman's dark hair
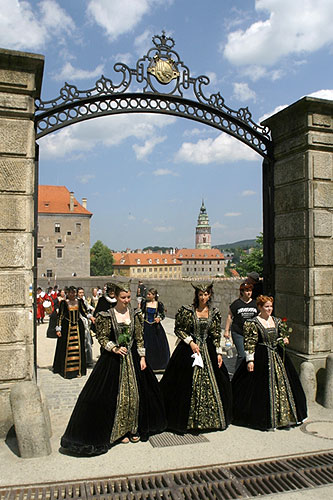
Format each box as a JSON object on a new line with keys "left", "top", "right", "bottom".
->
{"left": 192, "top": 286, "right": 214, "bottom": 308}
{"left": 68, "top": 286, "right": 76, "bottom": 294}
{"left": 148, "top": 288, "right": 158, "bottom": 299}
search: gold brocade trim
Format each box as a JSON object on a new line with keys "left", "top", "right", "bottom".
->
{"left": 187, "top": 317, "right": 226, "bottom": 431}
{"left": 110, "top": 350, "right": 139, "bottom": 443}
{"left": 254, "top": 318, "right": 298, "bottom": 429}
{"left": 64, "top": 315, "right": 82, "bottom": 378}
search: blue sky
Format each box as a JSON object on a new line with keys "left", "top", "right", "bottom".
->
{"left": 2, "top": 0, "right": 333, "bottom": 250}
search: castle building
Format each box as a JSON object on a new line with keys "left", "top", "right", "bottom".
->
{"left": 195, "top": 200, "right": 211, "bottom": 249}
{"left": 37, "top": 186, "right": 92, "bottom": 279}
{"left": 112, "top": 252, "right": 182, "bottom": 279}
{"left": 175, "top": 248, "right": 225, "bottom": 278}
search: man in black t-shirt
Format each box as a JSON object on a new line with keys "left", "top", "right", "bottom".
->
{"left": 136, "top": 281, "right": 147, "bottom": 309}
{"left": 224, "top": 282, "right": 258, "bottom": 371}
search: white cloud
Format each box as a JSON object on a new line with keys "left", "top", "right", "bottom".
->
{"left": 259, "top": 105, "right": 289, "bottom": 123}
{"left": 0, "top": 0, "right": 75, "bottom": 50}
{"left": 134, "top": 29, "right": 153, "bottom": 55}
{"left": 54, "top": 62, "right": 105, "bottom": 81}
{"left": 77, "top": 174, "right": 95, "bottom": 184}
{"left": 174, "top": 133, "right": 258, "bottom": 165}
{"left": 307, "top": 89, "right": 333, "bottom": 100}
{"left": 241, "top": 190, "right": 256, "bottom": 196}
{"left": 211, "top": 222, "right": 226, "bottom": 229}
{"left": 153, "top": 226, "right": 174, "bottom": 233}
{"left": 133, "top": 136, "right": 166, "bottom": 160}
{"left": 87, "top": 0, "right": 170, "bottom": 42}
{"left": 38, "top": 114, "right": 175, "bottom": 159}
{"left": 241, "top": 65, "right": 284, "bottom": 82}
{"left": 183, "top": 128, "right": 206, "bottom": 138}
{"left": 205, "top": 71, "right": 218, "bottom": 86}
{"left": 153, "top": 169, "right": 178, "bottom": 176}
{"left": 223, "top": 0, "right": 333, "bottom": 67}
{"left": 225, "top": 212, "right": 242, "bottom": 217}
{"left": 233, "top": 82, "right": 256, "bottom": 102}
{"left": 259, "top": 88, "right": 333, "bottom": 123}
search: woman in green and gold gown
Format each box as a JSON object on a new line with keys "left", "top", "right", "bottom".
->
{"left": 60, "top": 282, "right": 166, "bottom": 455}
{"left": 232, "top": 295, "right": 307, "bottom": 430}
{"left": 160, "top": 282, "right": 232, "bottom": 433}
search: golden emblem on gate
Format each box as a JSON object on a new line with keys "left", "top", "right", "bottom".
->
{"left": 148, "top": 55, "right": 180, "bottom": 84}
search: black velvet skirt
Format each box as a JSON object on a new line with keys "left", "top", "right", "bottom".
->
{"left": 60, "top": 346, "right": 167, "bottom": 455}
{"left": 232, "top": 344, "right": 307, "bottom": 430}
{"left": 160, "top": 339, "right": 232, "bottom": 433}
{"left": 144, "top": 322, "right": 170, "bottom": 371}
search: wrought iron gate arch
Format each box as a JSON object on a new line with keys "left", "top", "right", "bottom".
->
{"left": 34, "top": 32, "right": 275, "bottom": 292}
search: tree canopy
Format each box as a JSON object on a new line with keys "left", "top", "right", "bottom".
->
{"left": 236, "top": 234, "right": 263, "bottom": 277}
{"left": 90, "top": 240, "right": 114, "bottom": 276}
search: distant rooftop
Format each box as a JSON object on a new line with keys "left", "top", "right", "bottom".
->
{"left": 38, "top": 185, "right": 92, "bottom": 215}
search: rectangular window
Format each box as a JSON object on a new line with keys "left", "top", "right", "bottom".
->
{"left": 194, "top": 267, "right": 196, "bottom": 271}
{"left": 202, "top": 268, "right": 204, "bottom": 271}
{"left": 143, "top": 268, "right": 147, "bottom": 273}
{"left": 67, "top": 231, "right": 71, "bottom": 236}
{"left": 209, "top": 268, "right": 212, "bottom": 271}
{"left": 137, "top": 268, "right": 141, "bottom": 273}
{"left": 54, "top": 223, "right": 60, "bottom": 233}
{"left": 46, "top": 269, "right": 53, "bottom": 277}
{"left": 37, "top": 248, "right": 42, "bottom": 258}
{"left": 56, "top": 248, "right": 63, "bottom": 258}
{"left": 154, "top": 268, "right": 157, "bottom": 272}
{"left": 57, "top": 238, "right": 62, "bottom": 243}
{"left": 76, "top": 223, "right": 81, "bottom": 232}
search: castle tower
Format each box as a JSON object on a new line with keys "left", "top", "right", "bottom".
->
{"left": 195, "top": 200, "right": 211, "bottom": 249}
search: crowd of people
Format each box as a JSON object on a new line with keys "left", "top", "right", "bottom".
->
{"left": 36, "top": 275, "right": 307, "bottom": 456}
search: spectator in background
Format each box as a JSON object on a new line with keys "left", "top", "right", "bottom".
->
{"left": 136, "top": 281, "right": 147, "bottom": 309}
{"left": 224, "top": 283, "right": 258, "bottom": 371}
{"left": 246, "top": 271, "right": 263, "bottom": 300}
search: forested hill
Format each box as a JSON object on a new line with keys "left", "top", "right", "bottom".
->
{"left": 213, "top": 239, "right": 257, "bottom": 251}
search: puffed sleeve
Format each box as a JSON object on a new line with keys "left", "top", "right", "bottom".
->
{"left": 56, "top": 300, "right": 65, "bottom": 332}
{"left": 243, "top": 320, "right": 259, "bottom": 362}
{"left": 95, "top": 312, "right": 116, "bottom": 352}
{"left": 157, "top": 301, "right": 165, "bottom": 320}
{"left": 134, "top": 310, "right": 145, "bottom": 357}
{"left": 174, "top": 306, "right": 193, "bottom": 344}
{"left": 209, "top": 309, "right": 223, "bottom": 354}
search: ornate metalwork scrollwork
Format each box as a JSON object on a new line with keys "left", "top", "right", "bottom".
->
{"left": 35, "top": 32, "right": 272, "bottom": 158}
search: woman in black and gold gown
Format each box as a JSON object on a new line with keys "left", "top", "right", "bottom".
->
{"left": 53, "top": 286, "right": 89, "bottom": 379}
{"left": 160, "top": 282, "right": 232, "bottom": 433}
{"left": 60, "top": 282, "right": 166, "bottom": 455}
{"left": 232, "top": 295, "right": 307, "bottom": 430}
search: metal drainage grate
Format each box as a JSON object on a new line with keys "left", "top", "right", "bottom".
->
{"left": 1, "top": 452, "right": 333, "bottom": 500}
{"left": 149, "top": 432, "right": 209, "bottom": 448}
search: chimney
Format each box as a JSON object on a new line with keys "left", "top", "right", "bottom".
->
{"left": 82, "top": 197, "right": 87, "bottom": 209}
{"left": 69, "top": 191, "right": 74, "bottom": 212}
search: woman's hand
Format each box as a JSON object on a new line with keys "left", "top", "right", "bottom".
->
{"left": 113, "top": 346, "right": 128, "bottom": 357}
{"left": 217, "top": 354, "right": 223, "bottom": 368}
{"left": 154, "top": 317, "right": 160, "bottom": 323}
{"left": 140, "top": 357, "right": 147, "bottom": 371}
{"left": 247, "top": 361, "right": 254, "bottom": 372}
{"left": 190, "top": 340, "right": 200, "bottom": 354}
{"left": 224, "top": 331, "right": 230, "bottom": 339}
{"left": 56, "top": 331, "right": 61, "bottom": 338}
{"left": 283, "top": 337, "right": 289, "bottom": 345}
{"left": 90, "top": 316, "right": 96, "bottom": 324}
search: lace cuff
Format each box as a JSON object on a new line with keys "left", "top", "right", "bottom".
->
{"left": 56, "top": 326, "right": 61, "bottom": 332}
{"left": 245, "top": 351, "right": 254, "bottom": 362}
{"left": 137, "top": 347, "right": 146, "bottom": 357}
{"left": 184, "top": 336, "right": 193, "bottom": 345}
{"left": 216, "top": 347, "right": 223, "bottom": 355}
{"left": 105, "top": 341, "right": 117, "bottom": 352}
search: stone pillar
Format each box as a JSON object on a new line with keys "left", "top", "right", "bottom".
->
{"left": 0, "top": 48, "right": 44, "bottom": 437}
{"left": 263, "top": 97, "right": 333, "bottom": 394}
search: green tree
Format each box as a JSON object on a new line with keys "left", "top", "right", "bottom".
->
{"left": 236, "top": 234, "right": 263, "bottom": 277}
{"left": 90, "top": 240, "right": 114, "bottom": 276}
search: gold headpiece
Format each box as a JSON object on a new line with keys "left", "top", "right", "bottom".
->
{"left": 191, "top": 281, "right": 213, "bottom": 292}
{"left": 115, "top": 281, "right": 131, "bottom": 293}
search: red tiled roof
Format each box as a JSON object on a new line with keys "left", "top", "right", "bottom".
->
{"left": 38, "top": 185, "right": 92, "bottom": 215}
{"left": 175, "top": 248, "right": 224, "bottom": 259}
{"left": 230, "top": 269, "right": 240, "bottom": 277}
{"left": 113, "top": 252, "right": 182, "bottom": 266}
